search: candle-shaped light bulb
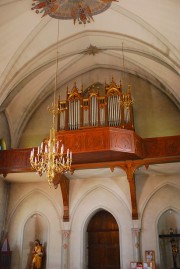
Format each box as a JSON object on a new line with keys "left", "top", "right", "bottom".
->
{"left": 45, "top": 145, "right": 48, "bottom": 153}
{"left": 61, "top": 144, "right": 64, "bottom": 154}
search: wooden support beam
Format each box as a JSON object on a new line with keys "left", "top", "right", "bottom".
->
{"left": 120, "top": 161, "right": 138, "bottom": 220}
{"left": 53, "top": 174, "right": 70, "bottom": 222}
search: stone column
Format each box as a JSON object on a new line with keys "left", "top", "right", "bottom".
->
{"left": 132, "top": 227, "right": 141, "bottom": 261}
{"left": 61, "top": 229, "right": 71, "bottom": 269}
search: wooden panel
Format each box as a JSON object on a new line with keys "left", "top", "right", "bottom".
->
{"left": 0, "top": 148, "right": 32, "bottom": 174}
{"left": 144, "top": 135, "right": 180, "bottom": 158}
{"left": 0, "top": 134, "right": 179, "bottom": 222}
{"left": 110, "top": 129, "right": 134, "bottom": 152}
{"left": 0, "top": 132, "right": 180, "bottom": 175}
{"left": 56, "top": 127, "right": 143, "bottom": 157}
{"left": 87, "top": 210, "right": 120, "bottom": 269}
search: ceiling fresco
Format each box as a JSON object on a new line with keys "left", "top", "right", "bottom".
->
{"left": 0, "top": 0, "right": 179, "bottom": 152}
{"left": 31, "top": 0, "right": 118, "bottom": 24}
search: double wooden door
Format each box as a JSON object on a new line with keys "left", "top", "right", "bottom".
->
{"left": 87, "top": 210, "right": 120, "bottom": 269}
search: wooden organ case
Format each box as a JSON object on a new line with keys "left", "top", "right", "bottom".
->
{"left": 56, "top": 78, "right": 134, "bottom": 132}
{"left": 0, "top": 78, "right": 180, "bottom": 222}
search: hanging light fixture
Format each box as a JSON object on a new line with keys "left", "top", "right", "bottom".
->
{"left": 30, "top": 19, "right": 72, "bottom": 186}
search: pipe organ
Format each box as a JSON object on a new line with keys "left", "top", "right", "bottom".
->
{"left": 57, "top": 78, "right": 134, "bottom": 131}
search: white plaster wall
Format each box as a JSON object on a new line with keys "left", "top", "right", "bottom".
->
{"left": 69, "top": 178, "right": 133, "bottom": 269}
{"left": 136, "top": 173, "right": 180, "bottom": 215}
{"left": 22, "top": 213, "right": 48, "bottom": 269}
{"left": 4, "top": 172, "right": 180, "bottom": 269}
{"left": 158, "top": 209, "right": 180, "bottom": 235}
{"left": 140, "top": 182, "right": 180, "bottom": 268}
{"left": 6, "top": 182, "right": 64, "bottom": 269}
{"left": 0, "top": 112, "right": 11, "bottom": 149}
{"left": 70, "top": 176, "right": 131, "bottom": 215}
{"left": 6, "top": 174, "right": 134, "bottom": 269}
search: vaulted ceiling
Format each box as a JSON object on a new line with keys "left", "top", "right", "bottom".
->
{"left": 0, "top": 0, "right": 180, "bottom": 186}
{"left": 0, "top": 0, "right": 179, "bottom": 150}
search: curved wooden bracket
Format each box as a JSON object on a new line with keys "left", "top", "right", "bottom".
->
{"left": 120, "top": 161, "right": 139, "bottom": 220}
{"left": 54, "top": 174, "right": 69, "bottom": 222}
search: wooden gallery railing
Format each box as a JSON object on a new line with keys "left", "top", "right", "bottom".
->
{"left": 57, "top": 78, "right": 134, "bottom": 131}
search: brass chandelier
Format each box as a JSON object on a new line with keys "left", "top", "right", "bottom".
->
{"left": 30, "top": 19, "right": 72, "bottom": 186}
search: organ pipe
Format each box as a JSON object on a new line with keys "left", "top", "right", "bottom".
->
{"left": 57, "top": 79, "right": 134, "bottom": 131}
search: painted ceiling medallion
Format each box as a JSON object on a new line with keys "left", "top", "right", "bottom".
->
{"left": 31, "top": 0, "right": 118, "bottom": 24}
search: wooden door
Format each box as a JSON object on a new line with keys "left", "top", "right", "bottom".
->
{"left": 87, "top": 210, "right": 120, "bottom": 269}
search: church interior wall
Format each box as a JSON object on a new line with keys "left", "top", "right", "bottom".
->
{"left": 140, "top": 183, "right": 180, "bottom": 268}
{"left": 18, "top": 69, "right": 180, "bottom": 149}
{"left": 0, "top": 67, "right": 179, "bottom": 269}
{"left": 0, "top": 112, "right": 10, "bottom": 149}
{"left": 158, "top": 209, "right": 180, "bottom": 269}
{"left": 0, "top": 170, "right": 179, "bottom": 268}
{"left": 0, "top": 2, "right": 179, "bottom": 269}
{"left": 0, "top": 178, "right": 9, "bottom": 236}
{"left": 69, "top": 184, "right": 133, "bottom": 269}
{"left": 136, "top": 171, "right": 180, "bottom": 214}
{"left": 6, "top": 183, "right": 63, "bottom": 269}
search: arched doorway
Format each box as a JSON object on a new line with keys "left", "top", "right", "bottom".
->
{"left": 87, "top": 210, "right": 120, "bottom": 269}
{"left": 158, "top": 209, "right": 180, "bottom": 269}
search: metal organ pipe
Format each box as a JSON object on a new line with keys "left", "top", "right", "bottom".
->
{"left": 90, "top": 96, "right": 98, "bottom": 126}
{"left": 60, "top": 111, "right": 65, "bottom": 130}
{"left": 75, "top": 100, "right": 77, "bottom": 129}
{"left": 69, "top": 102, "right": 71, "bottom": 130}
{"left": 100, "top": 107, "right": 105, "bottom": 126}
{"left": 90, "top": 97, "right": 93, "bottom": 126}
{"left": 110, "top": 96, "right": 113, "bottom": 126}
{"left": 112, "top": 96, "right": 115, "bottom": 126}
{"left": 73, "top": 101, "right": 75, "bottom": 129}
{"left": 125, "top": 106, "right": 130, "bottom": 124}
{"left": 114, "top": 96, "right": 119, "bottom": 126}
{"left": 84, "top": 108, "right": 88, "bottom": 127}
{"left": 108, "top": 96, "right": 110, "bottom": 126}
{"left": 77, "top": 100, "right": 80, "bottom": 129}
{"left": 116, "top": 96, "right": 119, "bottom": 125}
{"left": 107, "top": 95, "right": 121, "bottom": 126}
{"left": 114, "top": 96, "right": 117, "bottom": 126}
{"left": 94, "top": 96, "right": 97, "bottom": 126}
{"left": 68, "top": 99, "right": 80, "bottom": 130}
{"left": 117, "top": 96, "right": 120, "bottom": 125}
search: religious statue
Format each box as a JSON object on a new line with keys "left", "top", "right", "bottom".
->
{"left": 170, "top": 238, "right": 179, "bottom": 269}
